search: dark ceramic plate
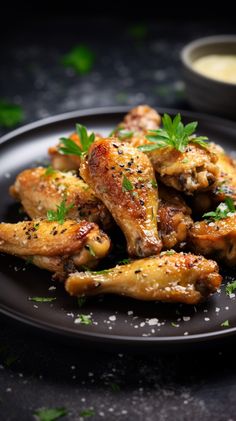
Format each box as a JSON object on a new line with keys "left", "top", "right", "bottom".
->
{"left": 1, "top": 106, "right": 236, "bottom": 350}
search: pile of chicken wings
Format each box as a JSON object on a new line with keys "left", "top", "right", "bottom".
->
{"left": 2, "top": 105, "right": 236, "bottom": 305}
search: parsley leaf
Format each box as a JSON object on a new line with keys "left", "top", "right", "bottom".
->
{"left": 151, "top": 179, "right": 158, "bottom": 188}
{"left": 0, "top": 100, "right": 24, "bottom": 128}
{"left": 221, "top": 320, "right": 230, "bottom": 327}
{"left": 44, "top": 166, "right": 56, "bottom": 176}
{"left": 47, "top": 198, "right": 74, "bottom": 224}
{"left": 77, "top": 314, "right": 92, "bottom": 325}
{"left": 138, "top": 113, "right": 208, "bottom": 153}
{"left": 62, "top": 45, "right": 95, "bottom": 74}
{"left": 122, "top": 175, "right": 133, "bottom": 192}
{"left": 28, "top": 297, "right": 56, "bottom": 303}
{"left": 34, "top": 407, "right": 67, "bottom": 421}
{"left": 79, "top": 409, "right": 95, "bottom": 418}
{"left": 59, "top": 124, "right": 95, "bottom": 157}
{"left": 203, "top": 198, "right": 236, "bottom": 221}
{"left": 225, "top": 280, "right": 236, "bottom": 296}
{"left": 85, "top": 244, "right": 96, "bottom": 257}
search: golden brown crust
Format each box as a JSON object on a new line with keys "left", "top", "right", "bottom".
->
{"left": 117, "top": 105, "right": 161, "bottom": 134}
{"left": 65, "top": 252, "right": 222, "bottom": 304}
{"left": 80, "top": 138, "right": 162, "bottom": 257}
{"left": 0, "top": 219, "right": 111, "bottom": 277}
{"left": 10, "top": 167, "right": 112, "bottom": 230}
{"left": 158, "top": 184, "right": 193, "bottom": 249}
{"left": 189, "top": 214, "right": 236, "bottom": 266}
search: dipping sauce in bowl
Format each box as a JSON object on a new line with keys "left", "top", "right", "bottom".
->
{"left": 192, "top": 54, "right": 236, "bottom": 84}
{"left": 181, "top": 35, "right": 236, "bottom": 119}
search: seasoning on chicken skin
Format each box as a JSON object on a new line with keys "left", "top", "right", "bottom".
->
{"left": 115, "top": 104, "right": 161, "bottom": 139}
{"left": 80, "top": 137, "right": 162, "bottom": 257}
{"left": 0, "top": 220, "right": 111, "bottom": 279}
{"left": 65, "top": 252, "right": 222, "bottom": 304}
{"left": 158, "top": 184, "right": 193, "bottom": 249}
{"left": 10, "top": 167, "right": 112, "bottom": 230}
{"left": 189, "top": 214, "right": 236, "bottom": 266}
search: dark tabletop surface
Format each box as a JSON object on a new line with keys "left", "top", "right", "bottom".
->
{"left": 1, "top": 13, "right": 236, "bottom": 421}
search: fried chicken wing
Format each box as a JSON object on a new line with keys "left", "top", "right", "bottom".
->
{"left": 0, "top": 220, "right": 111, "bottom": 278}
{"left": 115, "top": 105, "right": 161, "bottom": 138}
{"left": 65, "top": 252, "right": 221, "bottom": 304}
{"left": 158, "top": 184, "right": 193, "bottom": 249}
{"left": 10, "top": 167, "right": 112, "bottom": 230}
{"left": 192, "top": 143, "right": 236, "bottom": 214}
{"left": 189, "top": 214, "right": 236, "bottom": 266}
{"left": 80, "top": 138, "right": 162, "bottom": 257}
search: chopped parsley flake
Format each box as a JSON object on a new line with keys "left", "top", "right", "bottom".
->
{"left": 203, "top": 198, "right": 236, "bottom": 221}
{"left": 34, "top": 407, "right": 68, "bottom": 421}
{"left": 221, "top": 320, "right": 230, "bottom": 327}
{"left": 28, "top": 297, "right": 56, "bottom": 303}
{"left": 225, "top": 280, "right": 236, "bottom": 296}
{"left": 122, "top": 175, "right": 133, "bottom": 192}
{"left": 0, "top": 100, "right": 24, "bottom": 128}
{"left": 77, "top": 314, "right": 92, "bottom": 325}
{"left": 62, "top": 45, "right": 95, "bottom": 74}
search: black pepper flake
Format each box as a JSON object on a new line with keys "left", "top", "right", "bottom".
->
{"left": 139, "top": 199, "right": 144, "bottom": 206}
{"left": 135, "top": 269, "right": 142, "bottom": 274}
{"left": 118, "top": 150, "right": 123, "bottom": 155}
{"left": 112, "top": 143, "right": 119, "bottom": 148}
{"left": 53, "top": 230, "right": 58, "bottom": 236}
{"left": 137, "top": 169, "right": 143, "bottom": 174}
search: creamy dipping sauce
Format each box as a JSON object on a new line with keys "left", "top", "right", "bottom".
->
{"left": 192, "top": 54, "right": 236, "bottom": 84}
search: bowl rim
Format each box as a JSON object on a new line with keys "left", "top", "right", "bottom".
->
{"left": 181, "top": 34, "right": 236, "bottom": 88}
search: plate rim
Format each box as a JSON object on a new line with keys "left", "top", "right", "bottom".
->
{"left": 1, "top": 105, "right": 236, "bottom": 346}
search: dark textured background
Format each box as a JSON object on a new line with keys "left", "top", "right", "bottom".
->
{"left": 1, "top": 10, "right": 236, "bottom": 421}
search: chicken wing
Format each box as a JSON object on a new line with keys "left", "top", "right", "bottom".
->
{"left": 158, "top": 184, "right": 193, "bottom": 249}
{"left": 189, "top": 214, "right": 236, "bottom": 266}
{"left": 48, "top": 132, "right": 101, "bottom": 171}
{"left": 65, "top": 252, "right": 222, "bottom": 304}
{"left": 191, "top": 143, "right": 236, "bottom": 214}
{"left": 10, "top": 167, "right": 112, "bottom": 230}
{"left": 80, "top": 138, "right": 162, "bottom": 257}
{"left": 114, "top": 105, "right": 161, "bottom": 141}
{"left": 0, "top": 220, "right": 111, "bottom": 278}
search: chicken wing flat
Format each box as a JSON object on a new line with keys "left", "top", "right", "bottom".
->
{"left": 158, "top": 184, "right": 193, "bottom": 249}
{"left": 10, "top": 167, "right": 112, "bottom": 230}
{"left": 192, "top": 143, "right": 236, "bottom": 214}
{"left": 0, "top": 220, "right": 111, "bottom": 278}
{"left": 114, "top": 105, "right": 161, "bottom": 140}
{"left": 65, "top": 252, "right": 222, "bottom": 304}
{"left": 48, "top": 133, "right": 82, "bottom": 171}
{"left": 189, "top": 214, "right": 236, "bottom": 266}
{"left": 80, "top": 138, "right": 162, "bottom": 257}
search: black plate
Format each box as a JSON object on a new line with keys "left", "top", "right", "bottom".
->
{"left": 1, "top": 106, "right": 236, "bottom": 350}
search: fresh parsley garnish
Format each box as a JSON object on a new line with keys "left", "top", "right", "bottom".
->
{"left": 171, "top": 322, "right": 179, "bottom": 328}
{"left": 47, "top": 198, "right": 74, "bottom": 224}
{"left": 34, "top": 407, "right": 68, "bottom": 421}
{"left": 62, "top": 45, "right": 95, "bottom": 74}
{"left": 0, "top": 100, "right": 24, "bottom": 128}
{"left": 117, "top": 129, "right": 134, "bottom": 140}
{"left": 225, "top": 280, "right": 236, "bottom": 296}
{"left": 151, "top": 179, "right": 158, "bottom": 188}
{"left": 77, "top": 314, "right": 92, "bottom": 325}
{"left": 28, "top": 297, "right": 56, "bottom": 303}
{"left": 203, "top": 198, "right": 236, "bottom": 221}
{"left": 59, "top": 124, "right": 95, "bottom": 157}
{"left": 77, "top": 296, "right": 87, "bottom": 307}
{"left": 138, "top": 113, "right": 208, "bottom": 153}
{"left": 44, "top": 166, "right": 56, "bottom": 176}
{"left": 221, "top": 320, "right": 230, "bottom": 327}
{"left": 79, "top": 409, "right": 95, "bottom": 418}
{"left": 122, "top": 175, "right": 133, "bottom": 192}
